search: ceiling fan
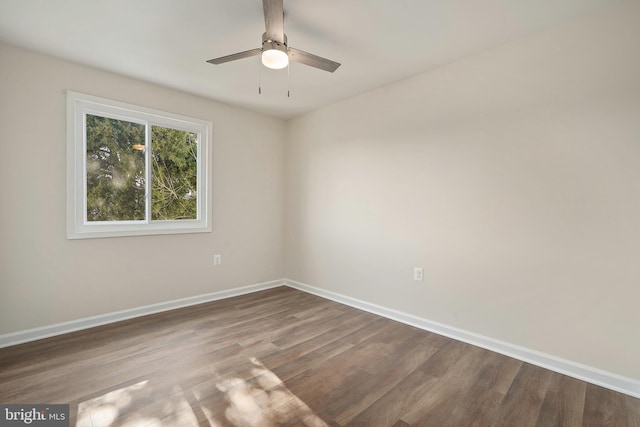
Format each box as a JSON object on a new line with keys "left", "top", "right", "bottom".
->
{"left": 206, "top": 0, "right": 341, "bottom": 73}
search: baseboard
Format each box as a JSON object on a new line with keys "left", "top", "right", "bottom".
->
{"left": 284, "top": 279, "right": 640, "bottom": 399}
{"left": 0, "top": 279, "right": 285, "bottom": 349}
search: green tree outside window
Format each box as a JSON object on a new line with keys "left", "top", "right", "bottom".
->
{"left": 86, "top": 115, "right": 198, "bottom": 222}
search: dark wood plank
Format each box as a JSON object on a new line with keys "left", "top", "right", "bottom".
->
{"left": 474, "top": 350, "right": 523, "bottom": 394}
{"left": 402, "top": 345, "right": 500, "bottom": 426}
{"left": 451, "top": 383, "right": 506, "bottom": 427}
{"left": 346, "top": 340, "right": 470, "bottom": 426}
{"left": 535, "top": 374, "right": 586, "bottom": 427}
{"left": 583, "top": 383, "right": 630, "bottom": 427}
{"left": 626, "top": 394, "right": 640, "bottom": 427}
{"left": 493, "top": 362, "right": 553, "bottom": 427}
{"left": 328, "top": 328, "right": 440, "bottom": 424}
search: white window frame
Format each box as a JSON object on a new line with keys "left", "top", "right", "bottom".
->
{"left": 67, "top": 91, "right": 212, "bottom": 239}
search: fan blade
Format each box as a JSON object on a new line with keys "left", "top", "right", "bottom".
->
{"left": 206, "top": 48, "right": 261, "bottom": 65}
{"left": 263, "top": 0, "right": 284, "bottom": 43}
{"left": 288, "top": 47, "right": 341, "bottom": 73}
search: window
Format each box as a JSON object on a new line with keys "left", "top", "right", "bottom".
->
{"left": 67, "top": 91, "right": 212, "bottom": 239}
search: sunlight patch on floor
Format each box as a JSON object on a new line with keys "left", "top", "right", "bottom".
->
{"left": 76, "top": 358, "right": 326, "bottom": 426}
{"left": 79, "top": 380, "right": 154, "bottom": 427}
{"left": 217, "top": 357, "right": 328, "bottom": 427}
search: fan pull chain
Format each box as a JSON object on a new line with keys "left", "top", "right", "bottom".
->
{"left": 258, "top": 54, "right": 262, "bottom": 94}
{"left": 287, "top": 61, "right": 290, "bottom": 98}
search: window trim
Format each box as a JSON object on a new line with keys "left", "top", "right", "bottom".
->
{"left": 67, "top": 91, "right": 212, "bottom": 239}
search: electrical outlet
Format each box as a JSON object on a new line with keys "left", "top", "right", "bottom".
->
{"left": 214, "top": 254, "right": 222, "bottom": 265}
{"left": 413, "top": 267, "right": 424, "bottom": 281}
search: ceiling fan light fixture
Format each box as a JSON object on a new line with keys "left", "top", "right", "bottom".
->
{"left": 262, "top": 41, "right": 289, "bottom": 70}
{"left": 261, "top": 46, "right": 289, "bottom": 69}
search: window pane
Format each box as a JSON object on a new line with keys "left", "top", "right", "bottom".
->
{"left": 86, "top": 114, "right": 146, "bottom": 221}
{"left": 69, "top": 92, "right": 211, "bottom": 239}
{"left": 151, "top": 126, "right": 198, "bottom": 220}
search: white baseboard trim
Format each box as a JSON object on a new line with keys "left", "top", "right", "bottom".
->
{"left": 0, "top": 279, "right": 285, "bottom": 349}
{"left": 284, "top": 279, "right": 640, "bottom": 399}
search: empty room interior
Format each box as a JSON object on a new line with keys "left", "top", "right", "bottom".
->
{"left": 1, "top": 0, "right": 640, "bottom": 426}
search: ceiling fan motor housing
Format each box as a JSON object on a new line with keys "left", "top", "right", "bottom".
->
{"left": 262, "top": 32, "right": 288, "bottom": 53}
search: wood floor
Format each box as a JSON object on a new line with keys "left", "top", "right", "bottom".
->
{"left": 0, "top": 287, "right": 638, "bottom": 427}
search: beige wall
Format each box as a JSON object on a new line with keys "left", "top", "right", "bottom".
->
{"left": 285, "top": 1, "right": 640, "bottom": 380}
{"left": 0, "top": 43, "right": 285, "bottom": 334}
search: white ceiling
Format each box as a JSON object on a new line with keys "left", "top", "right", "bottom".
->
{"left": 0, "top": 0, "right": 620, "bottom": 120}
